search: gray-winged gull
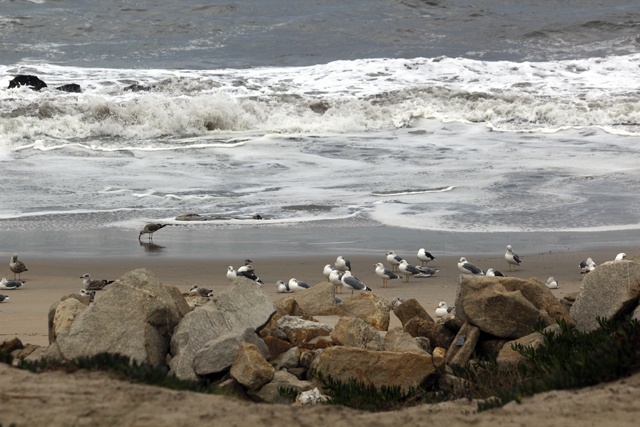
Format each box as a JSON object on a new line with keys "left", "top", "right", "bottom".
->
{"left": 385, "top": 251, "right": 404, "bottom": 272}
{"left": 237, "top": 265, "right": 264, "bottom": 285}
{"left": 9, "top": 254, "right": 28, "bottom": 280}
{"left": 0, "top": 278, "right": 24, "bottom": 290}
{"left": 417, "top": 248, "right": 436, "bottom": 266}
{"left": 323, "top": 264, "right": 333, "bottom": 280}
{"left": 458, "top": 257, "right": 484, "bottom": 275}
{"left": 545, "top": 276, "right": 559, "bottom": 289}
{"left": 486, "top": 268, "right": 505, "bottom": 277}
{"left": 335, "top": 256, "right": 351, "bottom": 273}
{"left": 615, "top": 253, "right": 627, "bottom": 261}
{"left": 276, "top": 280, "right": 292, "bottom": 293}
{"left": 399, "top": 259, "right": 438, "bottom": 282}
{"left": 329, "top": 269, "right": 344, "bottom": 294}
{"left": 579, "top": 257, "right": 596, "bottom": 274}
{"left": 0, "top": 294, "right": 8, "bottom": 303}
{"left": 288, "top": 278, "right": 312, "bottom": 292}
{"left": 340, "top": 271, "right": 371, "bottom": 297}
{"left": 374, "top": 262, "right": 400, "bottom": 288}
{"left": 80, "top": 274, "right": 114, "bottom": 290}
{"left": 190, "top": 284, "right": 212, "bottom": 297}
{"left": 435, "top": 301, "right": 454, "bottom": 317}
{"left": 138, "top": 223, "right": 167, "bottom": 241}
{"left": 505, "top": 245, "right": 521, "bottom": 271}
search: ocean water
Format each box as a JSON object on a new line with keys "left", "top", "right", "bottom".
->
{"left": 2, "top": 0, "right": 640, "bottom": 242}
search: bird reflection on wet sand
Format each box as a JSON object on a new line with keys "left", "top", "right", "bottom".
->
{"left": 139, "top": 241, "right": 166, "bottom": 253}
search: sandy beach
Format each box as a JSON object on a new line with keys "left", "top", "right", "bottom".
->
{"left": 1, "top": 224, "right": 637, "bottom": 347}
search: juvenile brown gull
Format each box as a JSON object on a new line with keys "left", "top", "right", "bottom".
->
{"left": 9, "top": 253, "right": 28, "bottom": 280}
{"left": 80, "top": 273, "right": 114, "bottom": 290}
{"left": 190, "top": 284, "right": 212, "bottom": 297}
{"left": 138, "top": 223, "right": 167, "bottom": 241}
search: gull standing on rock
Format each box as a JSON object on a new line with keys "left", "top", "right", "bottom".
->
{"left": 323, "top": 264, "right": 333, "bottom": 280}
{"left": 9, "top": 254, "right": 28, "bottom": 280}
{"left": 79, "top": 289, "right": 96, "bottom": 302}
{"left": 374, "top": 262, "right": 400, "bottom": 288}
{"left": 288, "top": 278, "right": 312, "bottom": 292}
{"left": 545, "top": 277, "right": 559, "bottom": 289}
{"left": 276, "top": 280, "right": 292, "bottom": 293}
{"left": 80, "top": 274, "right": 114, "bottom": 290}
{"left": 190, "top": 284, "right": 212, "bottom": 297}
{"left": 329, "top": 269, "right": 344, "bottom": 294}
{"left": 486, "top": 268, "right": 505, "bottom": 277}
{"left": 385, "top": 251, "right": 403, "bottom": 272}
{"left": 237, "top": 265, "right": 264, "bottom": 285}
{"left": 226, "top": 266, "right": 238, "bottom": 281}
{"left": 138, "top": 223, "right": 167, "bottom": 241}
{"left": 335, "top": 256, "right": 351, "bottom": 273}
{"left": 341, "top": 271, "right": 372, "bottom": 298}
{"left": 435, "top": 301, "right": 454, "bottom": 317}
{"left": 579, "top": 258, "right": 596, "bottom": 274}
{"left": 505, "top": 245, "right": 521, "bottom": 272}
{"left": 458, "top": 257, "right": 484, "bottom": 275}
{"left": 417, "top": 248, "right": 436, "bottom": 266}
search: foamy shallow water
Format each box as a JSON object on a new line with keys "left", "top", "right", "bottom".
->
{"left": 2, "top": 57, "right": 640, "bottom": 234}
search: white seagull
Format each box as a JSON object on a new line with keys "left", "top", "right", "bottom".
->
{"left": 374, "top": 262, "right": 401, "bottom": 288}
{"left": 335, "top": 256, "right": 351, "bottom": 273}
{"left": 226, "top": 266, "right": 237, "bottom": 281}
{"left": 458, "top": 257, "right": 484, "bottom": 275}
{"left": 579, "top": 257, "right": 596, "bottom": 274}
{"left": 486, "top": 268, "right": 505, "bottom": 277}
{"left": 385, "top": 251, "right": 403, "bottom": 272}
{"left": 80, "top": 274, "right": 114, "bottom": 291}
{"left": 288, "top": 278, "right": 312, "bottom": 292}
{"left": 505, "top": 245, "right": 521, "bottom": 272}
{"left": 615, "top": 253, "right": 627, "bottom": 261}
{"left": 435, "top": 301, "right": 454, "bottom": 317}
{"left": 190, "top": 284, "right": 212, "bottom": 297}
{"left": 276, "top": 280, "right": 292, "bottom": 293}
{"left": 417, "top": 248, "right": 436, "bottom": 266}
{"left": 0, "top": 278, "right": 25, "bottom": 290}
{"left": 545, "top": 277, "right": 559, "bottom": 289}
{"left": 323, "top": 264, "right": 333, "bottom": 280}
{"left": 9, "top": 253, "right": 28, "bottom": 280}
{"left": 329, "top": 269, "right": 344, "bottom": 294}
{"left": 340, "top": 271, "right": 372, "bottom": 297}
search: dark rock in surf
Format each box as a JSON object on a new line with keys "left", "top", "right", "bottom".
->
{"left": 56, "top": 84, "right": 82, "bottom": 93}
{"left": 124, "top": 84, "right": 151, "bottom": 92}
{"left": 8, "top": 75, "right": 48, "bottom": 91}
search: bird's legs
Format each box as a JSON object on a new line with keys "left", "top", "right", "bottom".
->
{"left": 404, "top": 275, "right": 410, "bottom": 283}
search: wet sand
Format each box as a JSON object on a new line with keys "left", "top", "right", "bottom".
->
{"left": 1, "top": 240, "right": 635, "bottom": 347}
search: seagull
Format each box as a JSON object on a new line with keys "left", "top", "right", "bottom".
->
{"left": 79, "top": 289, "right": 96, "bottom": 302}
{"left": 237, "top": 266, "right": 264, "bottom": 285}
{"left": 276, "top": 280, "right": 292, "bottom": 293}
{"left": 329, "top": 269, "right": 344, "bottom": 294}
{"left": 323, "top": 264, "right": 333, "bottom": 281}
{"left": 340, "top": 271, "right": 371, "bottom": 297}
{"left": 615, "top": 253, "right": 627, "bottom": 261}
{"left": 237, "top": 263, "right": 252, "bottom": 272}
{"left": 288, "top": 278, "right": 312, "bottom": 292}
{"left": 226, "top": 266, "right": 237, "bottom": 281}
{"left": 374, "top": 262, "right": 401, "bottom": 288}
{"left": 486, "top": 268, "right": 505, "bottom": 277}
{"left": 435, "top": 301, "right": 454, "bottom": 317}
{"left": 334, "top": 296, "right": 343, "bottom": 304}
{"left": 505, "top": 245, "right": 521, "bottom": 271}
{"left": 80, "top": 274, "right": 114, "bottom": 290}
{"left": 458, "top": 257, "right": 484, "bottom": 275}
{"left": 138, "top": 223, "right": 167, "bottom": 241}
{"left": 9, "top": 254, "right": 28, "bottom": 280}
{"left": 398, "top": 260, "right": 438, "bottom": 282}
{"left": 335, "top": 256, "right": 351, "bottom": 273}
{"left": 390, "top": 297, "right": 405, "bottom": 310}
{"left": 0, "top": 295, "right": 8, "bottom": 303}
{"left": 545, "top": 276, "right": 559, "bottom": 289}
{"left": 0, "top": 278, "right": 25, "bottom": 290}
{"left": 190, "top": 284, "right": 212, "bottom": 297}
{"left": 579, "top": 258, "right": 596, "bottom": 274}
{"left": 385, "top": 251, "right": 404, "bottom": 272}
{"left": 417, "top": 248, "right": 436, "bottom": 266}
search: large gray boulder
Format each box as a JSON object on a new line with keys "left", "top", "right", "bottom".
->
{"left": 455, "top": 275, "right": 573, "bottom": 339}
{"left": 275, "top": 281, "right": 336, "bottom": 316}
{"left": 330, "top": 317, "right": 383, "bottom": 350}
{"left": 571, "top": 259, "right": 640, "bottom": 332}
{"left": 193, "top": 328, "right": 270, "bottom": 376}
{"left": 170, "top": 277, "right": 276, "bottom": 380}
{"left": 44, "top": 269, "right": 184, "bottom": 366}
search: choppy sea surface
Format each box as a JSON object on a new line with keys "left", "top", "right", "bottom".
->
{"left": 2, "top": 0, "right": 640, "bottom": 240}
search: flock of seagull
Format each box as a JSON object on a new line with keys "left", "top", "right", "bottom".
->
{"left": 1, "top": 236, "right": 630, "bottom": 319}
